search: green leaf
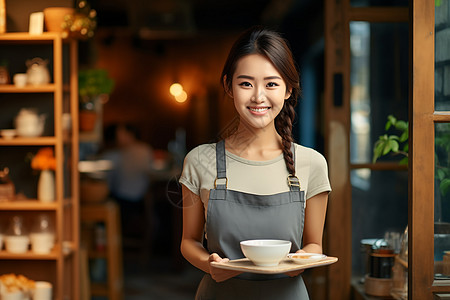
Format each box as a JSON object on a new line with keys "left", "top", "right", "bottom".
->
{"left": 437, "top": 168, "right": 445, "bottom": 180}
{"left": 383, "top": 141, "right": 393, "bottom": 155}
{"left": 373, "top": 141, "right": 385, "bottom": 162}
{"left": 402, "top": 144, "right": 409, "bottom": 153}
{"left": 389, "top": 139, "right": 399, "bottom": 153}
{"left": 399, "top": 157, "right": 409, "bottom": 165}
{"left": 373, "top": 137, "right": 389, "bottom": 162}
{"left": 385, "top": 116, "right": 396, "bottom": 130}
{"left": 396, "top": 120, "right": 408, "bottom": 131}
{"left": 389, "top": 135, "right": 399, "bottom": 141}
{"left": 440, "top": 178, "right": 450, "bottom": 196}
{"left": 387, "top": 115, "right": 397, "bottom": 125}
{"left": 399, "top": 131, "right": 408, "bottom": 143}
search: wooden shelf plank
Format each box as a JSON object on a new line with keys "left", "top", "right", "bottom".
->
{"left": 0, "top": 84, "right": 56, "bottom": 93}
{"left": 0, "top": 245, "right": 60, "bottom": 260}
{"left": 350, "top": 162, "right": 408, "bottom": 171}
{"left": 0, "top": 200, "right": 58, "bottom": 210}
{"left": 0, "top": 32, "right": 63, "bottom": 41}
{"left": 0, "top": 137, "right": 57, "bottom": 145}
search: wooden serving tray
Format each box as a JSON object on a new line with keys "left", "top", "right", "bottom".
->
{"left": 211, "top": 256, "right": 338, "bottom": 274}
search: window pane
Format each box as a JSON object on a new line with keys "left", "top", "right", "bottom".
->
{"left": 350, "top": 22, "right": 409, "bottom": 164}
{"left": 435, "top": 1, "right": 450, "bottom": 111}
{"left": 434, "top": 123, "right": 450, "bottom": 279}
{"left": 351, "top": 0, "right": 408, "bottom": 7}
{"left": 351, "top": 169, "right": 408, "bottom": 277}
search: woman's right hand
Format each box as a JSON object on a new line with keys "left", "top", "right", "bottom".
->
{"left": 208, "top": 253, "right": 242, "bottom": 282}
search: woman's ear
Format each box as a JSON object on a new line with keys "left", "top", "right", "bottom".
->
{"left": 223, "top": 75, "right": 233, "bottom": 98}
{"left": 284, "top": 88, "right": 292, "bottom": 100}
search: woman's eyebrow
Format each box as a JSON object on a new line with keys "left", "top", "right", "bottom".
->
{"left": 264, "top": 76, "right": 282, "bottom": 80}
{"left": 236, "top": 75, "right": 254, "bottom": 80}
{"left": 236, "top": 75, "right": 282, "bottom": 80}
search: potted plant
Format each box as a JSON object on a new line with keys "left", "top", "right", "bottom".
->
{"left": 372, "top": 115, "right": 450, "bottom": 198}
{"left": 78, "top": 68, "right": 114, "bottom": 131}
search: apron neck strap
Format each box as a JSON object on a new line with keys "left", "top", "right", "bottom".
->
{"left": 215, "top": 140, "right": 227, "bottom": 189}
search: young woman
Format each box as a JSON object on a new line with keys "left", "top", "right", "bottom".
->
{"left": 179, "top": 27, "right": 331, "bottom": 299}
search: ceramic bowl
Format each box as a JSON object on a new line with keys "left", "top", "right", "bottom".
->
{"left": 5, "top": 235, "right": 30, "bottom": 253}
{"left": 240, "top": 239, "right": 291, "bottom": 267}
{"left": 30, "top": 233, "right": 55, "bottom": 254}
{"left": 0, "top": 129, "right": 17, "bottom": 139}
{"left": 1, "top": 290, "right": 24, "bottom": 300}
{"left": 287, "top": 253, "right": 327, "bottom": 264}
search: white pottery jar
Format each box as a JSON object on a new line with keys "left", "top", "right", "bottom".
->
{"left": 38, "top": 170, "right": 55, "bottom": 202}
{"left": 26, "top": 57, "right": 50, "bottom": 85}
{"left": 15, "top": 108, "right": 45, "bottom": 137}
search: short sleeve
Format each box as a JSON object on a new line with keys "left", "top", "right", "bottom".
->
{"left": 179, "top": 146, "right": 201, "bottom": 195}
{"left": 306, "top": 150, "right": 332, "bottom": 200}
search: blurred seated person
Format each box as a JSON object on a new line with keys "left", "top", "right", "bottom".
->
{"left": 100, "top": 123, "right": 154, "bottom": 241}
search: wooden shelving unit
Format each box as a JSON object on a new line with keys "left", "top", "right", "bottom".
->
{"left": 80, "top": 201, "right": 123, "bottom": 300}
{"left": 0, "top": 32, "right": 79, "bottom": 300}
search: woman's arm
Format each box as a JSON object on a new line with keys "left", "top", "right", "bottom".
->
{"left": 286, "top": 191, "right": 328, "bottom": 277}
{"left": 302, "top": 191, "right": 329, "bottom": 253}
{"left": 180, "top": 185, "right": 241, "bottom": 282}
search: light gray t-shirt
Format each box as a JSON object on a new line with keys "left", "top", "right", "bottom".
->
{"left": 179, "top": 143, "right": 331, "bottom": 217}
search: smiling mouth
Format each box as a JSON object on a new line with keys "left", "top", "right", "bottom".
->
{"left": 248, "top": 107, "right": 270, "bottom": 112}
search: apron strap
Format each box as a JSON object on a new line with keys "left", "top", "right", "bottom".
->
{"left": 215, "top": 140, "right": 227, "bottom": 189}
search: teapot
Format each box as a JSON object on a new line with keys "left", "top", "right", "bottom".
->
{"left": 26, "top": 57, "right": 50, "bottom": 85}
{"left": 15, "top": 108, "right": 46, "bottom": 137}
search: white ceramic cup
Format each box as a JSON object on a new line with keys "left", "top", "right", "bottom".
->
{"left": 33, "top": 281, "right": 52, "bottom": 300}
{"left": 5, "top": 235, "right": 29, "bottom": 253}
{"left": 13, "top": 73, "right": 27, "bottom": 87}
{"left": 1, "top": 290, "right": 24, "bottom": 300}
{"left": 30, "top": 233, "right": 55, "bottom": 254}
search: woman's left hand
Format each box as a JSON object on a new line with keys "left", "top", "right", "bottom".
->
{"left": 209, "top": 253, "right": 242, "bottom": 282}
{"left": 284, "top": 249, "right": 306, "bottom": 277}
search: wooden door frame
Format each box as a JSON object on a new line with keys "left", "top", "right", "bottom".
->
{"left": 410, "top": 0, "right": 450, "bottom": 298}
{"left": 324, "top": 0, "right": 408, "bottom": 298}
{"left": 324, "top": 0, "right": 351, "bottom": 298}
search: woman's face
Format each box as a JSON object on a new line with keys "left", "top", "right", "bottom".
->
{"left": 230, "top": 54, "right": 291, "bottom": 131}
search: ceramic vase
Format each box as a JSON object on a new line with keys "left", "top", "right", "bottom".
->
{"left": 38, "top": 170, "right": 55, "bottom": 202}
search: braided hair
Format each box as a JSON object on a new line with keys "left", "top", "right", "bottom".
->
{"left": 221, "top": 27, "right": 300, "bottom": 175}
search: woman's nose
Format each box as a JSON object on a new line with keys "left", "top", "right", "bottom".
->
{"left": 252, "top": 88, "right": 266, "bottom": 103}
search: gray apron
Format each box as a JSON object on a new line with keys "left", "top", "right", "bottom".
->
{"left": 195, "top": 140, "right": 309, "bottom": 300}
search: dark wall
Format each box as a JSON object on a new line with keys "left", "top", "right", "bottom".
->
{"left": 88, "top": 30, "right": 239, "bottom": 150}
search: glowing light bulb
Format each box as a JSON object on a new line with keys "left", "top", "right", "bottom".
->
{"left": 170, "top": 83, "right": 183, "bottom": 97}
{"left": 175, "top": 90, "right": 187, "bottom": 103}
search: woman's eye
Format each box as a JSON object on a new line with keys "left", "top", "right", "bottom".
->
{"left": 267, "top": 82, "right": 279, "bottom": 87}
{"left": 238, "top": 82, "right": 253, "bottom": 87}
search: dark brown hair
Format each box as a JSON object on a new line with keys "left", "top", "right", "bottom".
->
{"left": 221, "top": 27, "right": 300, "bottom": 175}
